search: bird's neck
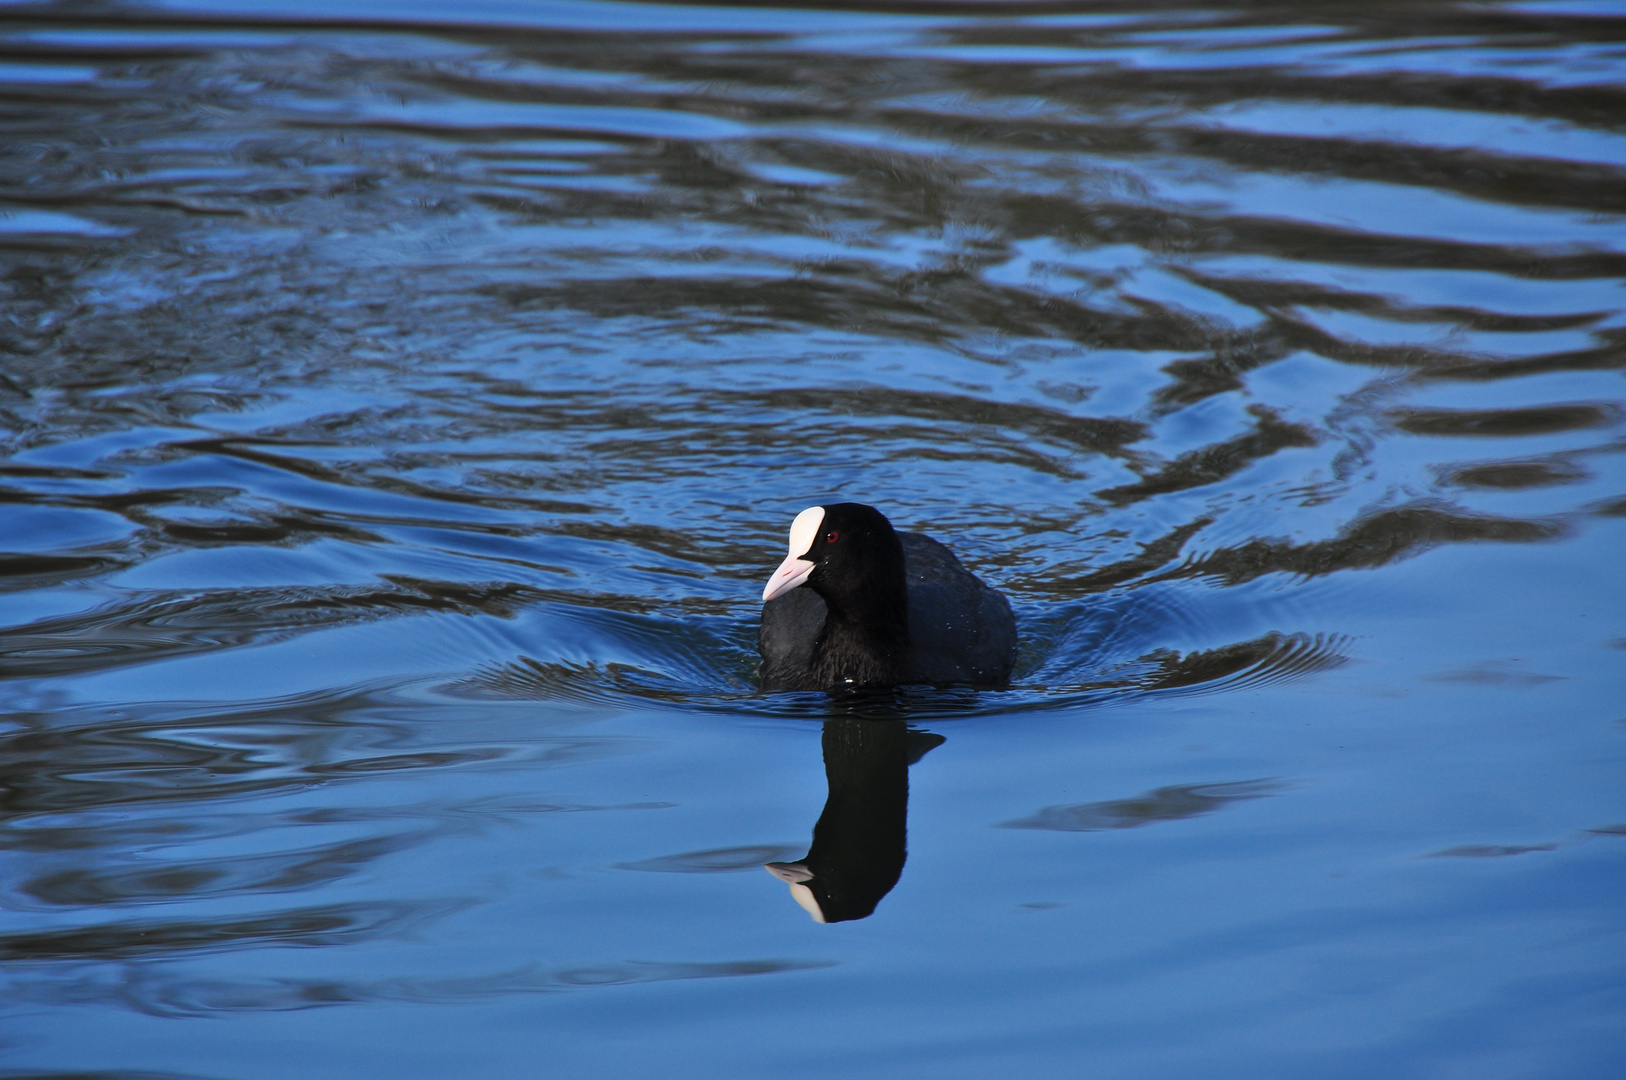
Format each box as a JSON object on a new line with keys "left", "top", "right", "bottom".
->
{"left": 812, "top": 588, "right": 908, "bottom": 688}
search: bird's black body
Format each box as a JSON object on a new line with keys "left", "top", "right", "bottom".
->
{"left": 758, "top": 503, "right": 1017, "bottom": 691}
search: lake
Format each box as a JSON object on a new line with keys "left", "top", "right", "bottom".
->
{"left": 0, "top": 1, "right": 1623, "bottom": 1076}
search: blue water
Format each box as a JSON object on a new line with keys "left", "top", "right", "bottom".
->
{"left": 1, "top": 1, "right": 1623, "bottom": 1076}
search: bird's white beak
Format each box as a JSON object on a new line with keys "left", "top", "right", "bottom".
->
{"left": 762, "top": 554, "right": 814, "bottom": 602}
{"left": 761, "top": 506, "right": 824, "bottom": 602}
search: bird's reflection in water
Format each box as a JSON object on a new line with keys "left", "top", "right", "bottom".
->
{"left": 766, "top": 718, "right": 944, "bottom": 923}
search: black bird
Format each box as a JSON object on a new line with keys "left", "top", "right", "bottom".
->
{"left": 758, "top": 503, "right": 1017, "bottom": 691}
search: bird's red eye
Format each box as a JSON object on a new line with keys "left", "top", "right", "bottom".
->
{"left": 825, "top": 531, "right": 839, "bottom": 543}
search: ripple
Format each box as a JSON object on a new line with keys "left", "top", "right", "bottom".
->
{"left": 1443, "top": 460, "right": 1589, "bottom": 489}
{"left": 0, "top": 899, "right": 463, "bottom": 962}
{"left": 0, "top": 208, "right": 126, "bottom": 236}
{"left": 0, "top": 689, "right": 638, "bottom": 822}
{"left": 0, "top": 581, "right": 540, "bottom": 679}
{"left": 1428, "top": 843, "right": 1560, "bottom": 858}
{"left": 1001, "top": 779, "right": 1286, "bottom": 833}
{"left": 2, "top": 957, "right": 839, "bottom": 1018}
{"left": 1156, "top": 503, "right": 1567, "bottom": 585}
{"left": 17, "top": 833, "right": 413, "bottom": 908}
{"left": 1392, "top": 403, "right": 1620, "bottom": 438}
{"left": 617, "top": 845, "right": 804, "bottom": 873}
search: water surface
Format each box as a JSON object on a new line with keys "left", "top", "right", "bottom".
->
{"left": 1, "top": 1, "right": 1624, "bottom": 1076}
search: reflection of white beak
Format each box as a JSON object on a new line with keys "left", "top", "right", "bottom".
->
{"left": 761, "top": 506, "right": 825, "bottom": 602}
{"left": 765, "top": 862, "right": 826, "bottom": 924}
{"left": 765, "top": 861, "right": 813, "bottom": 884}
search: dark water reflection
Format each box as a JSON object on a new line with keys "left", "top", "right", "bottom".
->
{"left": 1, "top": 0, "right": 1624, "bottom": 1075}
{"left": 764, "top": 719, "right": 944, "bottom": 923}
{"left": 1001, "top": 776, "right": 1283, "bottom": 832}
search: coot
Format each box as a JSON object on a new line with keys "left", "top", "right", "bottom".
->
{"left": 758, "top": 503, "right": 1017, "bottom": 691}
